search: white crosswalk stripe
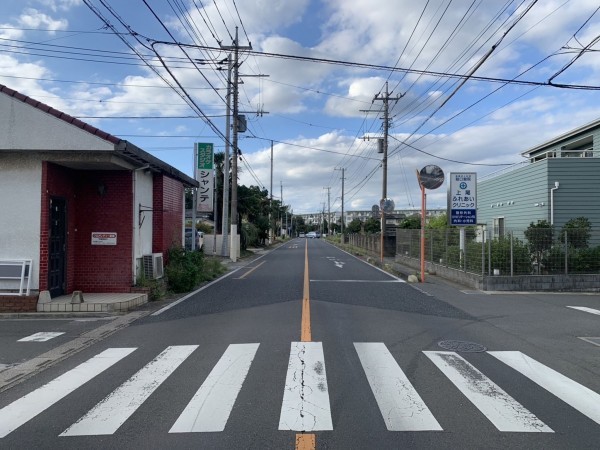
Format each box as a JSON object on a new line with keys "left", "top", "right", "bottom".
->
{"left": 567, "top": 306, "right": 600, "bottom": 316}
{"left": 279, "top": 341, "right": 333, "bottom": 431}
{"left": 61, "top": 345, "right": 198, "bottom": 436}
{"left": 1, "top": 343, "right": 599, "bottom": 439}
{"left": 18, "top": 332, "right": 65, "bottom": 342}
{"left": 489, "top": 351, "right": 600, "bottom": 425}
{"left": 0, "top": 347, "right": 136, "bottom": 438}
{"left": 356, "top": 343, "right": 442, "bottom": 431}
{"left": 170, "top": 343, "right": 259, "bottom": 433}
{"left": 424, "top": 351, "right": 552, "bottom": 432}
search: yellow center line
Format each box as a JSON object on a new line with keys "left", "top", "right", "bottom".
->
{"left": 301, "top": 239, "right": 311, "bottom": 342}
{"left": 296, "top": 433, "right": 315, "bottom": 450}
{"left": 235, "top": 260, "right": 266, "bottom": 279}
{"left": 297, "top": 239, "right": 316, "bottom": 450}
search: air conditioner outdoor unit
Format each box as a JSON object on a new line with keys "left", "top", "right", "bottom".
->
{"left": 143, "top": 253, "right": 164, "bottom": 279}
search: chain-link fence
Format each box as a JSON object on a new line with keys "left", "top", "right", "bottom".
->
{"left": 395, "top": 227, "right": 600, "bottom": 276}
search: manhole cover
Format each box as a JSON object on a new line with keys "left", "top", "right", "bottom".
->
{"left": 438, "top": 340, "right": 487, "bottom": 352}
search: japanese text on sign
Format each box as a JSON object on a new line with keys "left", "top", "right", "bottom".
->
{"left": 195, "top": 143, "right": 214, "bottom": 212}
{"left": 197, "top": 143, "right": 214, "bottom": 170}
{"left": 448, "top": 172, "right": 477, "bottom": 226}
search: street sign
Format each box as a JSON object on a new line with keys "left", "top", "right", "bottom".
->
{"left": 448, "top": 172, "right": 477, "bottom": 226}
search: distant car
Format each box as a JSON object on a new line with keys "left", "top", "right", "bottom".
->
{"left": 299, "top": 232, "right": 306, "bottom": 238}
{"left": 306, "top": 231, "right": 317, "bottom": 238}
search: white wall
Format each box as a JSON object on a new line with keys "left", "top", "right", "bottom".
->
{"left": 202, "top": 234, "right": 240, "bottom": 258}
{"left": 132, "top": 170, "right": 154, "bottom": 282}
{"left": 0, "top": 155, "right": 42, "bottom": 290}
{"left": 0, "top": 94, "right": 114, "bottom": 151}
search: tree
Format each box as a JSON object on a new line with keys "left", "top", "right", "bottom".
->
{"left": 347, "top": 218, "right": 362, "bottom": 234}
{"left": 399, "top": 215, "right": 421, "bottom": 229}
{"left": 238, "top": 185, "right": 270, "bottom": 244}
{"left": 364, "top": 217, "right": 381, "bottom": 234}
{"left": 427, "top": 213, "right": 447, "bottom": 229}
{"left": 560, "top": 216, "right": 591, "bottom": 249}
{"left": 524, "top": 220, "right": 553, "bottom": 272}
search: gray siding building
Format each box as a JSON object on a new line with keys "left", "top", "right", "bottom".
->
{"left": 478, "top": 118, "right": 600, "bottom": 236}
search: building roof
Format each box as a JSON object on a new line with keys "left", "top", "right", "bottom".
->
{"left": 0, "top": 83, "right": 197, "bottom": 187}
{"left": 521, "top": 117, "right": 600, "bottom": 157}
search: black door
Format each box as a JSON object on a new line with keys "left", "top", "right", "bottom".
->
{"left": 48, "top": 197, "right": 67, "bottom": 297}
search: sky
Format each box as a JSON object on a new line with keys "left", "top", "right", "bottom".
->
{"left": 2, "top": 0, "right": 600, "bottom": 217}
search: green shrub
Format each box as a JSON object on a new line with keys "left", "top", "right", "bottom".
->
{"left": 165, "top": 246, "right": 205, "bottom": 293}
{"left": 200, "top": 257, "right": 227, "bottom": 282}
{"left": 135, "top": 276, "right": 166, "bottom": 301}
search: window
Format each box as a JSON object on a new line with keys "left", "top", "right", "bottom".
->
{"left": 561, "top": 135, "right": 594, "bottom": 158}
{"left": 493, "top": 217, "right": 505, "bottom": 238}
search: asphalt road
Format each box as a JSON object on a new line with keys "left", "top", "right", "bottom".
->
{"left": 0, "top": 238, "right": 599, "bottom": 449}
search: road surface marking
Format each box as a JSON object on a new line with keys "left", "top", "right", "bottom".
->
{"left": 170, "top": 343, "right": 259, "bottom": 433}
{"left": 301, "top": 239, "right": 311, "bottom": 342}
{"left": 296, "top": 242, "right": 317, "bottom": 447}
{"left": 489, "top": 351, "right": 600, "bottom": 425}
{"left": 355, "top": 343, "right": 442, "bottom": 431}
{"left": 151, "top": 268, "right": 241, "bottom": 316}
{"left": 61, "top": 345, "right": 197, "bottom": 436}
{"left": 326, "top": 242, "right": 405, "bottom": 282}
{"left": 296, "top": 433, "right": 315, "bottom": 449}
{"left": 424, "top": 351, "right": 552, "bottom": 432}
{"left": 0, "top": 348, "right": 135, "bottom": 438}
{"left": 235, "top": 260, "right": 266, "bottom": 279}
{"left": 578, "top": 337, "right": 600, "bottom": 347}
{"left": 280, "top": 342, "right": 333, "bottom": 431}
{"left": 567, "top": 306, "right": 600, "bottom": 316}
{"left": 18, "top": 332, "right": 65, "bottom": 342}
{"left": 310, "top": 279, "right": 402, "bottom": 283}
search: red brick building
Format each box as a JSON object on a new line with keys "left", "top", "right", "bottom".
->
{"left": 0, "top": 84, "right": 197, "bottom": 309}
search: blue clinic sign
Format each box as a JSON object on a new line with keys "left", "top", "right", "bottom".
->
{"left": 448, "top": 172, "right": 477, "bottom": 226}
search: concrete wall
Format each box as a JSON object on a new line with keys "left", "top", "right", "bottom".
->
{"left": 394, "top": 254, "right": 600, "bottom": 292}
{"left": 0, "top": 155, "right": 42, "bottom": 291}
{"left": 483, "top": 274, "right": 600, "bottom": 292}
{"left": 203, "top": 234, "right": 240, "bottom": 258}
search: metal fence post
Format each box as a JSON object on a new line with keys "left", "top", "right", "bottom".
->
{"left": 430, "top": 229, "right": 433, "bottom": 264}
{"left": 445, "top": 228, "right": 448, "bottom": 268}
{"left": 488, "top": 229, "right": 491, "bottom": 276}
{"left": 564, "top": 231, "right": 568, "bottom": 275}
{"left": 510, "top": 231, "right": 514, "bottom": 277}
{"left": 481, "top": 229, "right": 485, "bottom": 277}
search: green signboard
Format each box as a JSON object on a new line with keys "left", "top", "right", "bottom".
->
{"left": 196, "top": 143, "right": 214, "bottom": 170}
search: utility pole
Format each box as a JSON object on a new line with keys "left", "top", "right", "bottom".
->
{"left": 280, "top": 181, "right": 284, "bottom": 238}
{"left": 221, "top": 27, "right": 251, "bottom": 262}
{"left": 220, "top": 54, "right": 232, "bottom": 257}
{"left": 372, "top": 82, "right": 401, "bottom": 262}
{"left": 335, "top": 168, "right": 345, "bottom": 239}
{"left": 269, "top": 140, "right": 273, "bottom": 244}
{"left": 323, "top": 186, "right": 331, "bottom": 235}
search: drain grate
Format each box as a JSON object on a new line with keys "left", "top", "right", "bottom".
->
{"left": 438, "top": 340, "right": 487, "bottom": 353}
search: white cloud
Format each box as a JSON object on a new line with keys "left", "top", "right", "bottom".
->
{"left": 18, "top": 8, "right": 68, "bottom": 32}
{"left": 36, "top": 0, "right": 82, "bottom": 13}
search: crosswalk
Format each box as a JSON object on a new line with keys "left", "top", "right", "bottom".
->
{"left": 0, "top": 342, "right": 599, "bottom": 439}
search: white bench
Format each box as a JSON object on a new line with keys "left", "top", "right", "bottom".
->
{"left": 0, "top": 259, "right": 32, "bottom": 296}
